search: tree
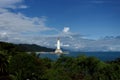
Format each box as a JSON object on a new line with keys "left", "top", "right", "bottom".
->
{"left": 9, "top": 52, "right": 45, "bottom": 80}
{"left": 0, "top": 51, "right": 11, "bottom": 80}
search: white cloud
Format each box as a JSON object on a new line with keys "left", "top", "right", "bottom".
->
{"left": 0, "top": 0, "right": 75, "bottom": 45}
{"left": 0, "top": 0, "right": 27, "bottom": 9}
{"left": 18, "top": 5, "right": 28, "bottom": 9}
{"left": 63, "top": 27, "right": 70, "bottom": 33}
{"left": 0, "top": 12, "right": 51, "bottom": 33}
{"left": 0, "top": 0, "right": 53, "bottom": 34}
{"left": 0, "top": 8, "right": 9, "bottom": 13}
{"left": 0, "top": 0, "right": 54, "bottom": 43}
{"left": 61, "top": 44, "right": 70, "bottom": 47}
{"left": 0, "top": 11, "right": 54, "bottom": 43}
{"left": 0, "top": 0, "right": 28, "bottom": 9}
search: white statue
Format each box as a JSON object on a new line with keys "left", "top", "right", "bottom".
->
{"left": 55, "top": 38, "right": 63, "bottom": 54}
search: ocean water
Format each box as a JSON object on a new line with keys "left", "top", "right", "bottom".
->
{"left": 39, "top": 52, "right": 120, "bottom": 61}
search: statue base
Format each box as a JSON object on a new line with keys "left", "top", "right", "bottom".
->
{"left": 55, "top": 49, "right": 63, "bottom": 54}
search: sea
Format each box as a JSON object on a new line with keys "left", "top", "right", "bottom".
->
{"left": 39, "top": 52, "right": 120, "bottom": 61}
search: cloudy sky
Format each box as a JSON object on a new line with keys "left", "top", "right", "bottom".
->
{"left": 0, "top": 0, "right": 120, "bottom": 51}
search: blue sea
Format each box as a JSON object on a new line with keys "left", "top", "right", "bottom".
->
{"left": 39, "top": 52, "right": 120, "bottom": 61}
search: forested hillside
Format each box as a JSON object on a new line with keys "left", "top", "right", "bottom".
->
{"left": 0, "top": 41, "right": 54, "bottom": 52}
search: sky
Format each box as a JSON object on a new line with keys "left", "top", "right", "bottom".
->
{"left": 22, "top": 0, "right": 120, "bottom": 38}
{"left": 0, "top": 0, "right": 120, "bottom": 51}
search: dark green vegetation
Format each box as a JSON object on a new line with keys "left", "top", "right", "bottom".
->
{"left": 0, "top": 42, "right": 54, "bottom": 52}
{"left": 0, "top": 42, "right": 120, "bottom": 80}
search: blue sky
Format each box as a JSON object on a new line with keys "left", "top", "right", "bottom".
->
{"left": 16, "top": 0, "right": 120, "bottom": 39}
{"left": 0, "top": 0, "right": 120, "bottom": 51}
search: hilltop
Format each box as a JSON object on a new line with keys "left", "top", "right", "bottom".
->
{"left": 0, "top": 41, "right": 55, "bottom": 52}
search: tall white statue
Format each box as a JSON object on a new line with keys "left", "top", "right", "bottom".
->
{"left": 55, "top": 38, "right": 63, "bottom": 54}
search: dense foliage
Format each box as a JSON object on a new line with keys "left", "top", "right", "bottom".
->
{"left": 0, "top": 42, "right": 120, "bottom": 80}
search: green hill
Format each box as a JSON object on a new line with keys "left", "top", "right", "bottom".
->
{"left": 0, "top": 41, "right": 54, "bottom": 52}
{"left": 17, "top": 44, "right": 55, "bottom": 52}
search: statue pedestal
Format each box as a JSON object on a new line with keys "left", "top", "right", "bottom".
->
{"left": 55, "top": 49, "right": 63, "bottom": 54}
